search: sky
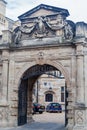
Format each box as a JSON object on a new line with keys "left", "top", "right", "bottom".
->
{"left": 5, "top": 0, "right": 87, "bottom": 23}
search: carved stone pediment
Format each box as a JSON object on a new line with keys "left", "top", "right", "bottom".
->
{"left": 18, "top": 4, "right": 69, "bottom": 20}
{"left": 12, "top": 4, "right": 76, "bottom": 45}
{"left": 12, "top": 18, "right": 75, "bottom": 44}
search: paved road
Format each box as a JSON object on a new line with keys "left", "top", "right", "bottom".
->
{"left": 0, "top": 112, "right": 66, "bottom": 130}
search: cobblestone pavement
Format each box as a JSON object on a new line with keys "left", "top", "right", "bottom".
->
{"left": 0, "top": 112, "right": 66, "bottom": 130}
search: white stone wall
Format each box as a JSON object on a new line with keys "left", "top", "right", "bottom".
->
{"left": 0, "top": 41, "right": 86, "bottom": 130}
{"left": 7, "top": 46, "right": 72, "bottom": 127}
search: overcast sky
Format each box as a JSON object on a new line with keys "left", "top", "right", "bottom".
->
{"left": 5, "top": 0, "right": 87, "bottom": 23}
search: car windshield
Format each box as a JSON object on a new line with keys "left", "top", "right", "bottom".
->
{"left": 33, "top": 103, "right": 40, "bottom": 106}
{"left": 51, "top": 103, "right": 60, "bottom": 106}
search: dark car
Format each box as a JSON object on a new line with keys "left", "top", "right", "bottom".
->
{"left": 32, "top": 103, "right": 45, "bottom": 114}
{"left": 46, "top": 102, "right": 62, "bottom": 113}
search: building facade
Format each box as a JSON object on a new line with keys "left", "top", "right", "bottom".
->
{"left": 0, "top": 1, "right": 87, "bottom": 130}
{"left": 33, "top": 72, "right": 65, "bottom": 110}
{"left": 0, "top": 0, "right": 20, "bottom": 35}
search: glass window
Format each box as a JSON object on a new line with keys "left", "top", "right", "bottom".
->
{"left": 61, "top": 86, "right": 64, "bottom": 92}
{"left": 61, "top": 93, "right": 64, "bottom": 102}
{"left": 45, "top": 93, "right": 53, "bottom": 102}
{"left": 44, "top": 82, "right": 47, "bottom": 86}
{"left": 61, "top": 87, "right": 64, "bottom": 102}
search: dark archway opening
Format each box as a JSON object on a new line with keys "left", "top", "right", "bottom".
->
{"left": 18, "top": 64, "right": 68, "bottom": 127}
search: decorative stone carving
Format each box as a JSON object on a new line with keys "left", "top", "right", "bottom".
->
{"left": 12, "top": 27, "right": 22, "bottom": 44}
{"left": 36, "top": 52, "right": 45, "bottom": 65}
{"left": 12, "top": 15, "right": 75, "bottom": 44}
{"left": 38, "top": 52, "right": 44, "bottom": 60}
{"left": 33, "top": 16, "right": 48, "bottom": 38}
{"left": 76, "top": 110, "right": 84, "bottom": 125}
{"left": 20, "top": 24, "right": 36, "bottom": 34}
{"left": 45, "top": 14, "right": 65, "bottom": 30}
{"left": 64, "top": 21, "right": 74, "bottom": 40}
{"left": 0, "top": 108, "right": 8, "bottom": 121}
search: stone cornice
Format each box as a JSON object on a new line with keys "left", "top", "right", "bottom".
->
{"left": 18, "top": 4, "right": 69, "bottom": 21}
{"left": 0, "top": 39, "right": 75, "bottom": 51}
{"left": 74, "top": 36, "right": 87, "bottom": 46}
{"left": 9, "top": 43, "right": 74, "bottom": 52}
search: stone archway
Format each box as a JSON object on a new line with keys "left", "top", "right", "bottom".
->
{"left": 17, "top": 61, "right": 72, "bottom": 128}
{"left": 16, "top": 60, "right": 70, "bottom": 88}
{"left": 0, "top": 4, "right": 87, "bottom": 130}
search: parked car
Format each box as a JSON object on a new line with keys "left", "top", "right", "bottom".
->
{"left": 32, "top": 103, "right": 45, "bottom": 114}
{"left": 46, "top": 102, "right": 62, "bottom": 113}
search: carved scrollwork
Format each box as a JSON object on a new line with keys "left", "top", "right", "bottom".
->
{"left": 45, "top": 14, "right": 65, "bottom": 30}
{"left": 20, "top": 24, "right": 36, "bottom": 34}
{"left": 12, "top": 24, "right": 36, "bottom": 44}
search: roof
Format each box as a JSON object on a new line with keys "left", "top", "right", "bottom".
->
{"left": 18, "top": 4, "right": 69, "bottom": 20}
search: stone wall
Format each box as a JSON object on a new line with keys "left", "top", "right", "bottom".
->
{"left": 0, "top": 3, "right": 87, "bottom": 130}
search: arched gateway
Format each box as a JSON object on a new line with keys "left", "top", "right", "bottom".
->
{"left": 0, "top": 4, "right": 87, "bottom": 130}
{"left": 17, "top": 62, "right": 70, "bottom": 126}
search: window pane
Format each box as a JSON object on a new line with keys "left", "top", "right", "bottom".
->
{"left": 45, "top": 93, "right": 53, "bottom": 102}
{"left": 61, "top": 86, "right": 64, "bottom": 92}
{"left": 44, "top": 82, "right": 47, "bottom": 86}
{"left": 61, "top": 93, "right": 64, "bottom": 102}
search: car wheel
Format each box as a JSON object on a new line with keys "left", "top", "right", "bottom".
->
{"left": 39, "top": 111, "right": 43, "bottom": 114}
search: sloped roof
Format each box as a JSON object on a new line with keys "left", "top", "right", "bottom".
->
{"left": 18, "top": 4, "right": 69, "bottom": 20}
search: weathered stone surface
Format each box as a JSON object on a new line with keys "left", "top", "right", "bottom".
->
{"left": 0, "top": 3, "right": 87, "bottom": 130}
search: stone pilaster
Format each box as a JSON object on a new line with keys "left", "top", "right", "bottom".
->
{"left": 0, "top": 50, "right": 9, "bottom": 127}
{"left": 2, "top": 50, "right": 9, "bottom": 102}
{"left": 8, "top": 58, "right": 17, "bottom": 127}
{"left": 76, "top": 44, "right": 84, "bottom": 103}
{"left": 8, "top": 59, "right": 15, "bottom": 100}
{"left": 71, "top": 55, "right": 76, "bottom": 102}
{"left": 84, "top": 52, "right": 87, "bottom": 127}
{"left": 0, "top": 103, "right": 9, "bottom": 127}
{"left": 73, "top": 43, "right": 86, "bottom": 130}
{"left": 67, "top": 55, "right": 77, "bottom": 128}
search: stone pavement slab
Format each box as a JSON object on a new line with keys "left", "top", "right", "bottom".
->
{"left": 0, "top": 112, "right": 66, "bottom": 130}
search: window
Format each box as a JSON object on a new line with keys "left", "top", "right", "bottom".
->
{"left": 44, "top": 82, "right": 47, "bottom": 86}
{"left": 45, "top": 93, "right": 53, "bottom": 102}
{"left": 54, "top": 71, "right": 56, "bottom": 76}
{"left": 61, "top": 87, "right": 65, "bottom": 102}
{"left": 61, "top": 86, "right": 64, "bottom": 92}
